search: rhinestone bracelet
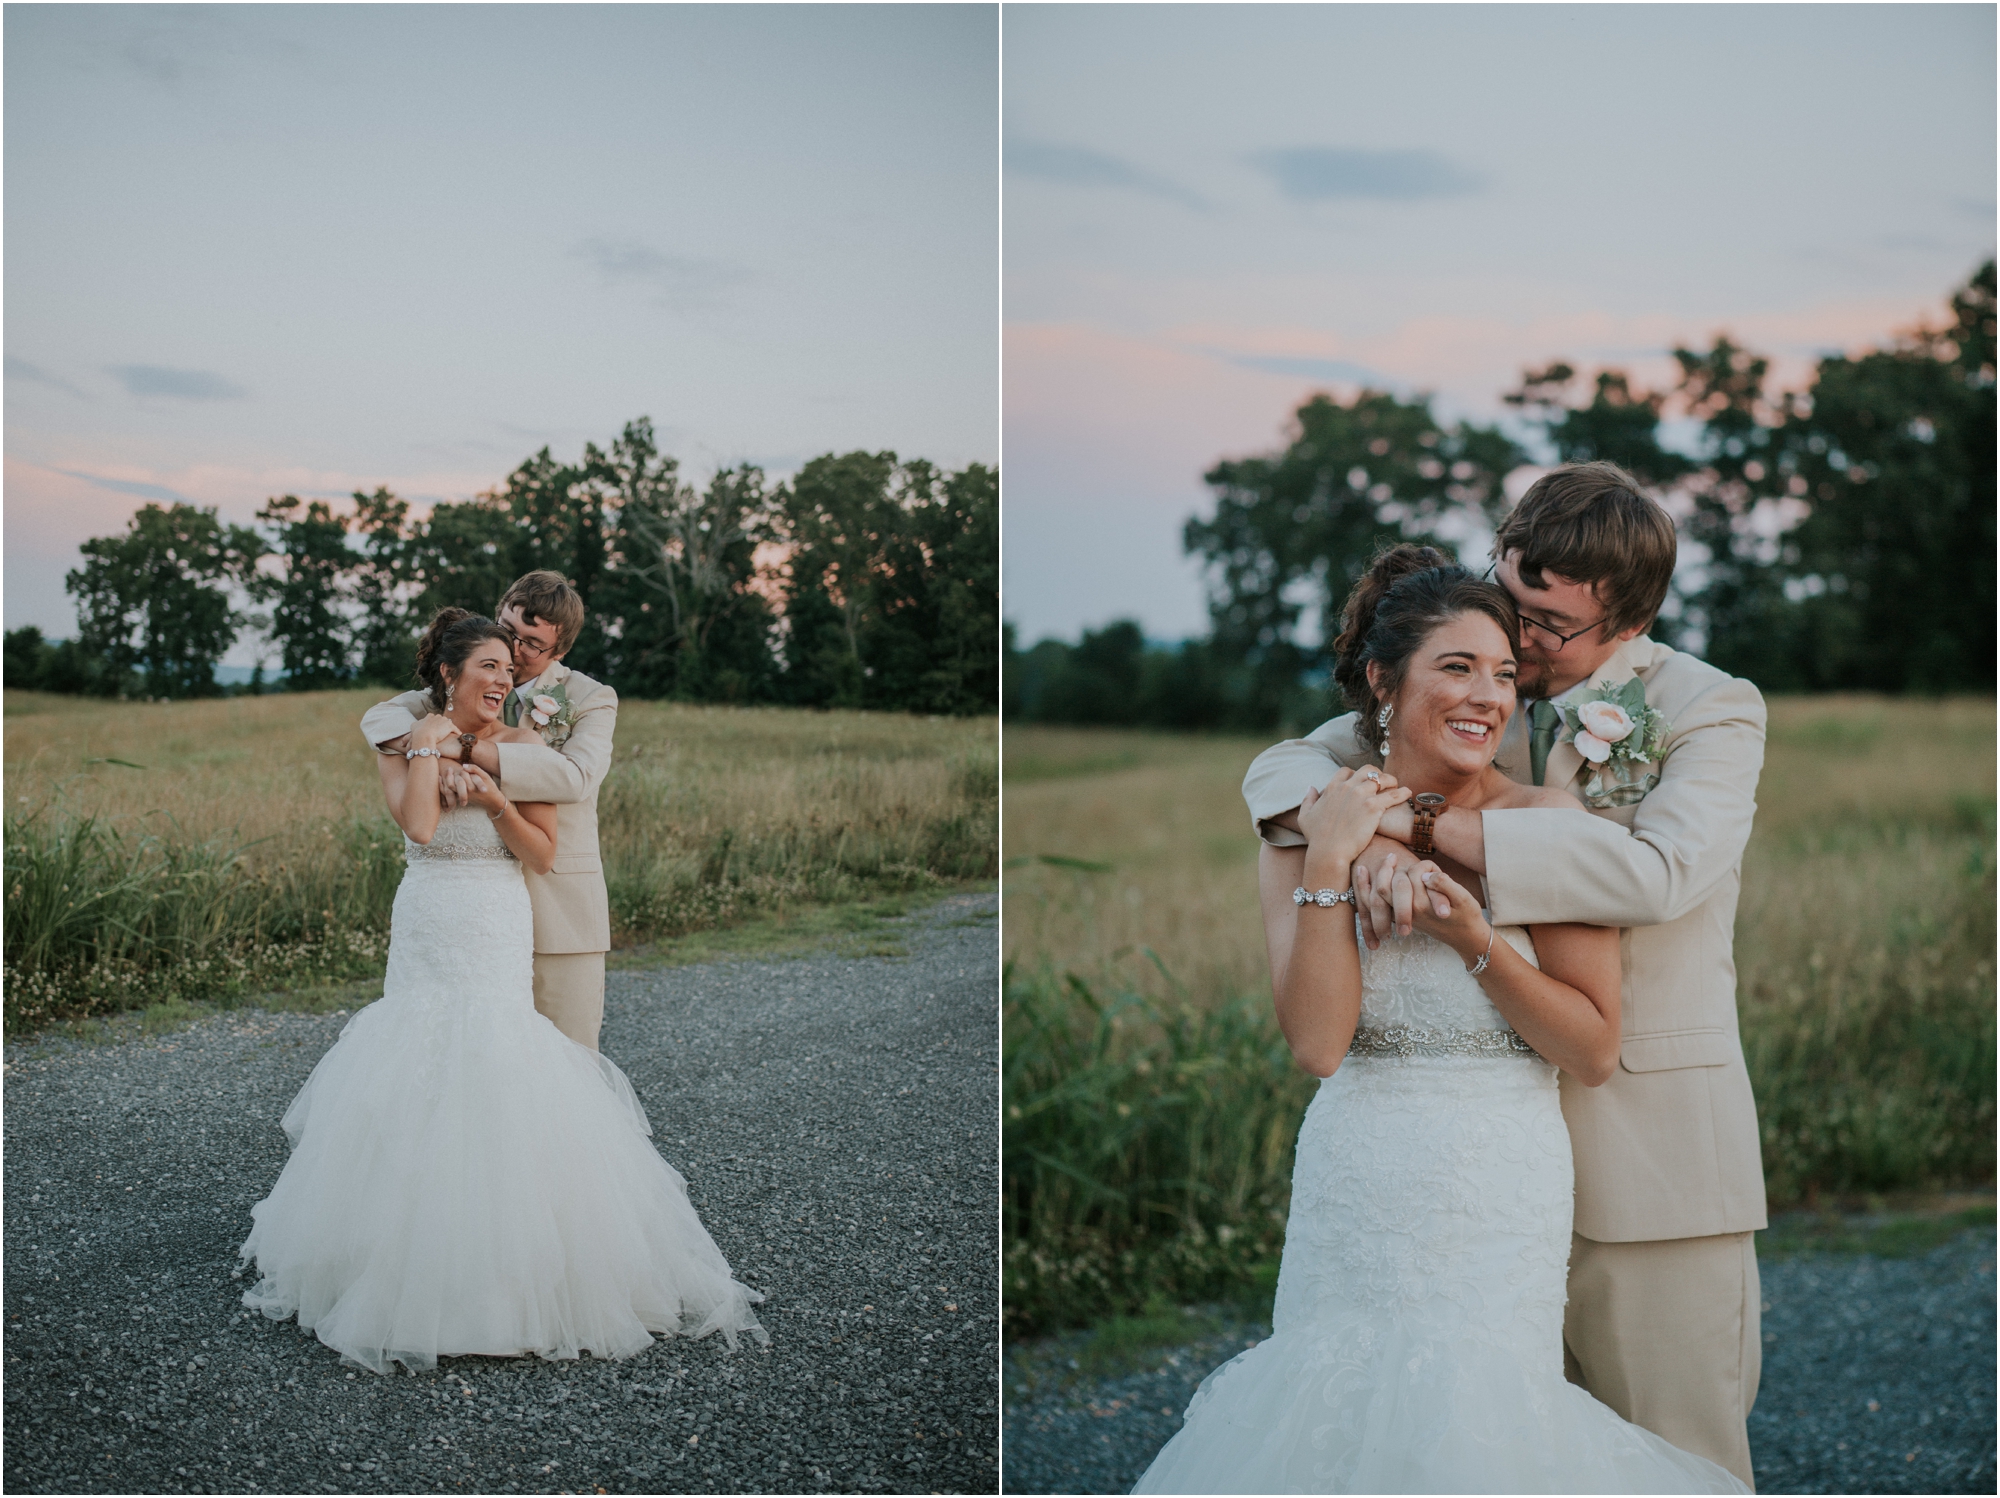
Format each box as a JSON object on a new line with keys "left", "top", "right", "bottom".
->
{"left": 1292, "top": 887, "right": 1356, "bottom": 908}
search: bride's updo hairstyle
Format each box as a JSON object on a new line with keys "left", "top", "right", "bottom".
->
{"left": 1332, "top": 544, "right": 1521, "bottom": 757}
{"left": 414, "top": 607, "right": 514, "bottom": 711}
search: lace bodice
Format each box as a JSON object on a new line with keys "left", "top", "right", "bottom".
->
{"left": 1354, "top": 919, "right": 1536, "bottom": 1032}
{"left": 404, "top": 807, "right": 515, "bottom": 864}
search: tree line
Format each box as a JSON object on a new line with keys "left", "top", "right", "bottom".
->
{"left": 6, "top": 419, "right": 998, "bottom": 716}
{"left": 1007, "top": 262, "right": 1994, "bottom": 731}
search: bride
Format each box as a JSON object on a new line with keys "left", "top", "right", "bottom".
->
{"left": 238, "top": 608, "right": 765, "bottom": 1373}
{"left": 1133, "top": 548, "right": 1744, "bottom": 1494}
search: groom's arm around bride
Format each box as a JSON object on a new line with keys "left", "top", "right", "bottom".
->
{"left": 1241, "top": 463, "right": 1768, "bottom": 1489}
{"left": 361, "top": 571, "right": 619, "bottom": 1051}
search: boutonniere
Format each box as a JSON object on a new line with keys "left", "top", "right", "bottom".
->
{"left": 525, "top": 681, "right": 579, "bottom": 748}
{"left": 1559, "top": 679, "right": 1670, "bottom": 807}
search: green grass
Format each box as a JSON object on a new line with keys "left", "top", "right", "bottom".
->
{"left": 1756, "top": 1202, "right": 1995, "bottom": 1261}
{"left": 11, "top": 887, "right": 995, "bottom": 1054}
{"left": 4, "top": 691, "right": 996, "bottom": 1032}
{"left": 2, "top": 809, "right": 403, "bottom": 1028}
{"left": 1003, "top": 964, "right": 1314, "bottom": 1339}
{"left": 1003, "top": 932, "right": 1995, "bottom": 1338}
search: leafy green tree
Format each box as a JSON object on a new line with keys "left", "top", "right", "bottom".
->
{"left": 783, "top": 450, "right": 899, "bottom": 706}
{"left": 1503, "top": 364, "right": 1693, "bottom": 486}
{"left": 585, "top": 419, "right": 781, "bottom": 702}
{"left": 1741, "top": 262, "right": 1995, "bottom": 691}
{"left": 1486, "top": 262, "right": 1994, "bottom": 691}
{"left": 1004, "top": 620, "right": 1248, "bottom": 732}
{"left": 254, "top": 495, "right": 356, "bottom": 691}
{"left": 65, "top": 502, "right": 262, "bottom": 698}
{"left": 408, "top": 494, "right": 523, "bottom": 624}
{"left": 349, "top": 487, "right": 419, "bottom": 687}
{"left": 4, "top": 626, "right": 48, "bottom": 689}
{"left": 506, "top": 449, "right": 603, "bottom": 591}
{"left": 1186, "top": 389, "right": 1521, "bottom": 725}
{"left": 777, "top": 450, "right": 999, "bottom": 714}
{"left": 866, "top": 460, "right": 998, "bottom": 715}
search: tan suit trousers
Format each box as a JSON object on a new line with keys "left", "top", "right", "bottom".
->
{"left": 532, "top": 951, "right": 606, "bottom": 1052}
{"left": 1564, "top": 1231, "right": 1762, "bottom": 1490}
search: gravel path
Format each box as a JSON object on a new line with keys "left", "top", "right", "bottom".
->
{"left": 1001, "top": 1226, "right": 1995, "bottom": 1495}
{"left": 4, "top": 892, "right": 998, "bottom": 1496}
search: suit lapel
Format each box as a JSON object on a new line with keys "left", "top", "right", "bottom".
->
{"left": 507, "top": 667, "right": 543, "bottom": 729}
{"left": 1544, "top": 733, "right": 1585, "bottom": 793}
{"left": 1493, "top": 707, "right": 1532, "bottom": 784}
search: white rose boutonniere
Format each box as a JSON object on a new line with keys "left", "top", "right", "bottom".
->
{"left": 1559, "top": 679, "right": 1670, "bottom": 807}
{"left": 523, "top": 682, "right": 579, "bottom": 748}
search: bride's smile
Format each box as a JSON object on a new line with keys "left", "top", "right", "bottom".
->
{"left": 442, "top": 643, "right": 516, "bottom": 730}
{"left": 1371, "top": 612, "right": 1516, "bottom": 787}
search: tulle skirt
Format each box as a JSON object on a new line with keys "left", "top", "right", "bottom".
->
{"left": 238, "top": 858, "right": 765, "bottom": 1373}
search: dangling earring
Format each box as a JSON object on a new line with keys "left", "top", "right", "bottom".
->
{"left": 445, "top": 679, "right": 456, "bottom": 712}
{"left": 1376, "top": 703, "right": 1393, "bottom": 762}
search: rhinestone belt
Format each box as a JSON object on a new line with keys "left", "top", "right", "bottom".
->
{"left": 1347, "top": 1024, "right": 1541, "bottom": 1060}
{"left": 404, "top": 839, "right": 517, "bottom": 863}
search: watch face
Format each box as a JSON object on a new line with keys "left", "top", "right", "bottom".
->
{"left": 1415, "top": 793, "right": 1447, "bottom": 810}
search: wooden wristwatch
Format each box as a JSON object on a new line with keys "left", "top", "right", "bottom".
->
{"left": 1410, "top": 792, "right": 1447, "bottom": 858}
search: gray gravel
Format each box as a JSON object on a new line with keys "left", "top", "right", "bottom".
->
{"left": 1001, "top": 1226, "right": 1995, "bottom": 1495}
{"left": 4, "top": 891, "right": 999, "bottom": 1495}
{"left": 1748, "top": 1228, "right": 1994, "bottom": 1495}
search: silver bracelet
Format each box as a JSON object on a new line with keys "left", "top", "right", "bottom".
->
{"left": 405, "top": 746, "right": 442, "bottom": 762}
{"left": 1292, "top": 887, "right": 1356, "bottom": 908}
{"left": 1466, "top": 925, "right": 1496, "bottom": 976}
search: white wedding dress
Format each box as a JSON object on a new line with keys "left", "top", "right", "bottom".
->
{"left": 1133, "top": 923, "right": 1747, "bottom": 1495}
{"left": 238, "top": 807, "right": 765, "bottom": 1374}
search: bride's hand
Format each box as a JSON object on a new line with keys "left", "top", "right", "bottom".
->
{"left": 1297, "top": 768, "right": 1412, "bottom": 868}
{"left": 412, "top": 715, "right": 458, "bottom": 751}
{"left": 1403, "top": 862, "right": 1491, "bottom": 962}
{"left": 461, "top": 765, "right": 507, "bottom": 817}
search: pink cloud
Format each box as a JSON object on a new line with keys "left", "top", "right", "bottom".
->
{"left": 1157, "top": 291, "right": 1950, "bottom": 418}
{"left": 3, "top": 453, "right": 507, "bottom": 633}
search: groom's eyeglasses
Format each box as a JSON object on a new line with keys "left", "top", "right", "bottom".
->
{"left": 1482, "top": 563, "right": 1608, "bottom": 653}
{"left": 511, "top": 635, "right": 559, "bottom": 663}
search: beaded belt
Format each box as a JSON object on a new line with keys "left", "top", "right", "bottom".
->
{"left": 1347, "top": 1024, "right": 1540, "bottom": 1060}
{"left": 405, "top": 841, "right": 517, "bottom": 863}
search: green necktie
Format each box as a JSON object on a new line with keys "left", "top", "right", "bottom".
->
{"left": 503, "top": 690, "right": 521, "bottom": 729}
{"left": 1529, "top": 699, "right": 1560, "bottom": 787}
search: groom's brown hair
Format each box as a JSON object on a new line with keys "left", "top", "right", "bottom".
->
{"left": 1493, "top": 461, "right": 1677, "bottom": 638}
{"left": 497, "top": 571, "right": 586, "bottom": 654}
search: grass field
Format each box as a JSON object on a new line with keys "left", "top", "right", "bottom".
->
{"left": 4, "top": 689, "right": 996, "bottom": 1029}
{"left": 1002, "top": 696, "right": 1996, "bottom": 1336}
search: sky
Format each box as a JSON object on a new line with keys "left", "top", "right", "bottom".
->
{"left": 1003, "top": 3, "right": 1997, "bottom": 646}
{"left": 5, "top": 4, "right": 998, "bottom": 655}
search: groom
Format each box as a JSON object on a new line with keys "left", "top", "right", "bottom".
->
{"left": 362, "top": 569, "right": 618, "bottom": 1051}
{"left": 1242, "top": 462, "right": 1767, "bottom": 1488}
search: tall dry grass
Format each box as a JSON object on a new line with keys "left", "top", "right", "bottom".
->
{"left": 1002, "top": 697, "right": 1995, "bottom": 1335}
{"left": 4, "top": 689, "right": 996, "bottom": 1028}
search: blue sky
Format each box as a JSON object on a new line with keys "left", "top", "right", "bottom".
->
{"left": 1003, "top": 3, "right": 1996, "bottom": 645}
{"left": 6, "top": 4, "right": 998, "bottom": 653}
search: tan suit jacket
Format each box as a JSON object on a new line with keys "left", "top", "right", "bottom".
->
{"left": 360, "top": 662, "right": 616, "bottom": 955}
{"left": 1241, "top": 637, "right": 1768, "bottom": 1243}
